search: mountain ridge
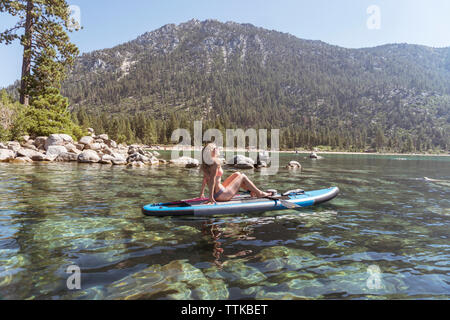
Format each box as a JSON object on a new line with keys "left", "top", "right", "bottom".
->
{"left": 7, "top": 19, "right": 450, "bottom": 151}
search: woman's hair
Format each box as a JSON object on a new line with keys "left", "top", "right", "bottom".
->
{"left": 201, "top": 143, "right": 217, "bottom": 175}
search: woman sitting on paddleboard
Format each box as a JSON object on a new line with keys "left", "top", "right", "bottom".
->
{"left": 200, "top": 143, "right": 271, "bottom": 204}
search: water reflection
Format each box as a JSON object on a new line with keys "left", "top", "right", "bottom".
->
{"left": 201, "top": 220, "right": 255, "bottom": 268}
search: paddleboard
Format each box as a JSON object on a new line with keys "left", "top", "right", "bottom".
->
{"left": 142, "top": 187, "right": 339, "bottom": 217}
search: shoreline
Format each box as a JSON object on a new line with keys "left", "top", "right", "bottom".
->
{"left": 161, "top": 146, "right": 450, "bottom": 157}
{"left": 2, "top": 133, "right": 449, "bottom": 168}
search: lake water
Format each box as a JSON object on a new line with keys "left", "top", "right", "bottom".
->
{"left": 0, "top": 153, "right": 449, "bottom": 299}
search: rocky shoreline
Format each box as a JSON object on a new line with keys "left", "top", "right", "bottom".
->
{"left": 0, "top": 130, "right": 288, "bottom": 169}
{"left": 0, "top": 129, "right": 168, "bottom": 168}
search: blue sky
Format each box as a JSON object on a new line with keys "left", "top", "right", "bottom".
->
{"left": 1, "top": 0, "right": 450, "bottom": 88}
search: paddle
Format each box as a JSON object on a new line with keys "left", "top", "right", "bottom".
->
{"left": 263, "top": 190, "right": 300, "bottom": 209}
{"left": 266, "top": 196, "right": 300, "bottom": 209}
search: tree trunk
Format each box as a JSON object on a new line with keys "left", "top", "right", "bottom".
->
{"left": 20, "top": 0, "right": 34, "bottom": 106}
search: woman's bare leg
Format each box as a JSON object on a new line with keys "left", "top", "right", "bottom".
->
{"left": 216, "top": 173, "right": 269, "bottom": 201}
{"left": 240, "top": 174, "right": 269, "bottom": 198}
{"left": 222, "top": 172, "right": 241, "bottom": 188}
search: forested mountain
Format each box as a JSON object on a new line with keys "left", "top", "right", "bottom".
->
{"left": 8, "top": 19, "right": 450, "bottom": 151}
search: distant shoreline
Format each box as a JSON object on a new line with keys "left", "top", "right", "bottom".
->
{"left": 158, "top": 146, "right": 450, "bottom": 157}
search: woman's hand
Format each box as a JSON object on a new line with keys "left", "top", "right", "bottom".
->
{"left": 200, "top": 193, "right": 205, "bottom": 198}
{"left": 206, "top": 198, "right": 217, "bottom": 205}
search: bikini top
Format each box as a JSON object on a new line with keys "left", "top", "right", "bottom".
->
{"left": 217, "top": 166, "right": 224, "bottom": 177}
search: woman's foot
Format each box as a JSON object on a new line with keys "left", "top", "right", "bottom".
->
{"left": 256, "top": 191, "right": 272, "bottom": 198}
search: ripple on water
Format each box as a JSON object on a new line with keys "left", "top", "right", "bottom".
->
{"left": 0, "top": 154, "right": 449, "bottom": 299}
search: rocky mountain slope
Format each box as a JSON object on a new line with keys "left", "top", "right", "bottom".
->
{"left": 8, "top": 19, "right": 450, "bottom": 150}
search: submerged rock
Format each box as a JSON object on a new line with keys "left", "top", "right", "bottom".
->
{"left": 220, "top": 259, "right": 267, "bottom": 286}
{"left": 255, "top": 246, "right": 316, "bottom": 272}
{"left": 286, "top": 161, "right": 301, "bottom": 170}
{"left": 105, "top": 260, "right": 229, "bottom": 300}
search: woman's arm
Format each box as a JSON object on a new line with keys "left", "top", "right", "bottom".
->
{"left": 200, "top": 175, "right": 207, "bottom": 198}
{"left": 207, "top": 164, "right": 220, "bottom": 204}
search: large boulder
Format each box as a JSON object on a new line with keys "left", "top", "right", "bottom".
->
{"left": 7, "top": 141, "right": 21, "bottom": 152}
{"left": 44, "top": 134, "right": 73, "bottom": 150}
{"left": 169, "top": 156, "right": 200, "bottom": 168}
{"left": 98, "top": 134, "right": 109, "bottom": 141}
{"left": 228, "top": 155, "right": 255, "bottom": 165}
{"left": 78, "top": 150, "right": 100, "bottom": 163}
{"left": 75, "top": 143, "right": 85, "bottom": 151}
{"left": 11, "top": 156, "right": 32, "bottom": 164}
{"left": 46, "top": 145, "right": 68, "bottom": 158}
{"left": 44, "top": 134, "right": 63, "bottom": 150}
{"left": 65, "top": 143, "right": 81, "bottom": 154}
{"left": 112, "top": 158, "right": 127, "bottom": 166}
{"left": 34, "top": 137, "right": 48, "bottom": 149}
{"left": 17, "top": 148, "right": 42, "bottom": 159}
{"left": 99, "top": 153, "right": 126, "bottom": 165}
{"left": 228, "top": 155, "right": 255, "bottom": 169}
{"left": 102, "top": 146, "right": 114, "bottom": 155}
{"left": 55, "top": 152, "right": 79, "bottom": 162}
{"left": 30, "top": 151, "right": 47, "bottom": 161}
{"left": 20, "top": 140, "right": 38, "bottom": 150}
{"left": 84, "top": 142, "right": 102, "bottom": 151}
{"left": 79, "top": 136, "right": 94, "bottom": 145}
{"left": 105, "top": 139, "right": 117, "bottom": 149}
{"left": 0, "top": 149, "right": 15, "bottom": 162}
{"left": 99, "top": 154, "right": 114, "bottom": 164}
{"left": 127, "top": 153, "right": 150, "bottom": 164}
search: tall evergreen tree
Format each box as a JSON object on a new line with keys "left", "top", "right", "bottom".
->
{"left": 0, "top": 0, "right": 80, "bottom": 104}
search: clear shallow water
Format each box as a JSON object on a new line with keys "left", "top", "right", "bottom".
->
{"left": 0, "top": 153, "right": 449, "bottom": 300}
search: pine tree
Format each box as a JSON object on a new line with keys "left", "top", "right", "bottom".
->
{"left": 14, "top": 87, "right": 84, "bottom": 139}
{"left": 1, "top": 0, "right": 80, "bottom": 105}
